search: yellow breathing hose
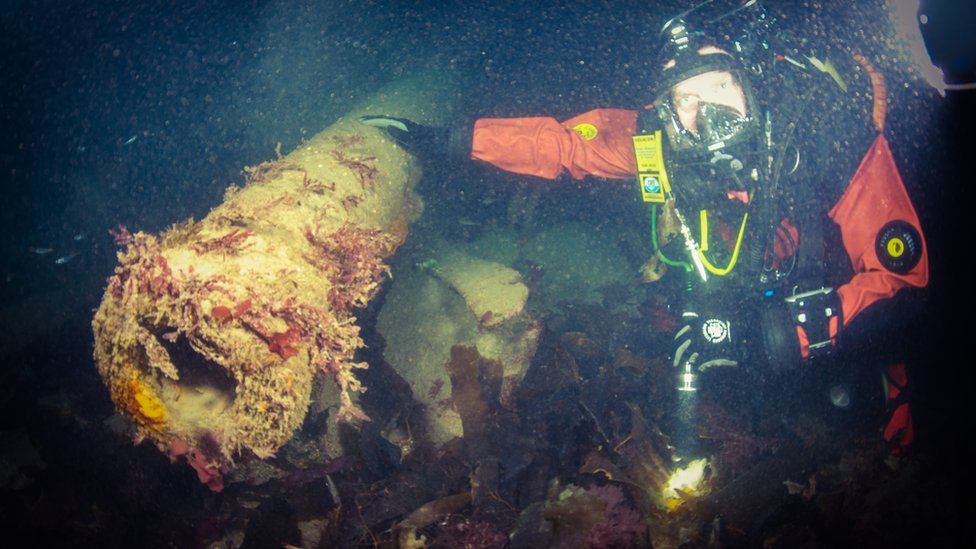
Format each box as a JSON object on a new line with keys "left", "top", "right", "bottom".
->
{"left": 697, "top": 210, "right": 749, "bottom": 276}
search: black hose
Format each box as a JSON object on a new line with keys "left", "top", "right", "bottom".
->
{"left": 744, "top": 81, "right": 820, "bottom": 276}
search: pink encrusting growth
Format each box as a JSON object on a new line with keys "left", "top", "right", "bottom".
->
{"left": 169, "top": 438, "right": 224, "bottom": 492}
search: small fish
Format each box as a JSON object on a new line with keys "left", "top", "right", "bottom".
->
{"left": 29, "top": 247, "right": 54, "bottom": 255}
{"left": 123, "top": 134, "right": 139, "bottom": 145}
{"left": 72, "top": 232, "right": 86, "bottom": 241}
{"left": 457, "top": 218, "right": 481, "bottom": 226}
{"left": 54, "top": 252, "right": 79, "bottom": 265}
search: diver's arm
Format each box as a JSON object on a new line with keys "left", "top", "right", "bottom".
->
{"left": 828, "top": 133, "right": 929, "bottom": 327}
{"left": 824, "top": 55, "right": 929, "bottom": 327}
{"left": 760, "top": 55, "right": 927, "bottom": 365}
{"left": 471, "top": 109, "right": 639, "bottom": 180}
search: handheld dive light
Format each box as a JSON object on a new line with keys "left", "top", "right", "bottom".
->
{"left": 677, "top": 360, "right": 698, "bottom": 392}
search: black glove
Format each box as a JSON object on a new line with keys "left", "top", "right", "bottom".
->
{"left": 672, "top": 311, "right": 739, "bottom": 371}
{"left": 358, "top": 115, "right": 449, "bottom": 157}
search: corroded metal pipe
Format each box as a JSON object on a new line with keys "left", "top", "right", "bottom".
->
{"left": 92, "top": 72, "right": 458, "bottom": 490}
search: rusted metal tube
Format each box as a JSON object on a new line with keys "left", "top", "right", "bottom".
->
{"left": 91, "top": 72, "right": 458, "bottom": 489}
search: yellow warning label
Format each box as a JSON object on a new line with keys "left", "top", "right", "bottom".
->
{"left": 887, "top": 237, "right": 905, "bottom": 258}
{"left": 633, "top": 131, "right": 670, "bottom": 203}
{"left": 573, "top": 123, "right": 598, "bottom": 141}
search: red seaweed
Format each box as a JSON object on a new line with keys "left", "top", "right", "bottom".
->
{"left": 243, "top": 159, "right": 284, "bottom": 185}
{"left": 267, "top": 326, "right": 301, "bottom": 359}
{"left": 233, "top": 299, "right": 253, "bottom": 317}
{"left": 331, "top": 134, "right": 367, "bottom": 148}
{"left": 109, "top": 224, "right": 135, "bottom": 246}
{"left": 253, "top": 193, "right": 291, "bottom": 213}
{"left": 331, "top": 149, "right": 378, "bottom": 192}
{"left": 211, "top": 306, "right": 233, "bottom": 323}
{"left": 302, "top": 170, "right": 336, "bottom": 194}
{"left": 341, "top": 194, "right": 364, "bottom": 213}
{"left": 303, "top": 224, "right": 393, "bottom": 311}
{"left": 192, "top": 229, "right": 254, "bottom": 255}
{"left": 104, "top": 231, "right": 184, "bottom": 301}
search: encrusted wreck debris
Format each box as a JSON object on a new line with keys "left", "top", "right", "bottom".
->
{"left": 91, "top": 74, "right": 458, "bottom": 489}
{"left": 378, "top": 241, "right": 540, "bottom": 444}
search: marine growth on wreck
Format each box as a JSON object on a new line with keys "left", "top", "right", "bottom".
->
{"left": 92, "top": 73, "right": 459, "bottom": 489}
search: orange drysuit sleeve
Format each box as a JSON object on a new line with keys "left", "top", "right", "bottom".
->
{"left": 471, "top": 109, "right": 639, "bottom": 180}
{"left": 828, "top": 133, "right": 929, "bottom": 325}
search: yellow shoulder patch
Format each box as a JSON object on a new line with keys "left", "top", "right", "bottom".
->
{"left": 572, "top": 123, "right": 599, "bottom": 141}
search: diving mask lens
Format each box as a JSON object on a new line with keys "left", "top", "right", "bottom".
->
{"left": 698, "top": 102, "right": 751, "bottom": 145}
{"left": 665, "top": 70, "right": 751, "bottom": 151}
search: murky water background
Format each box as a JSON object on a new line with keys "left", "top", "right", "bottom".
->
{"left": 1, "top": 1, "right": 970, "bottom": 546}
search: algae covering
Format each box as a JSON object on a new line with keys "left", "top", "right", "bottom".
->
{"left": 91, "top": 73, "right": 458, "bottom": 489}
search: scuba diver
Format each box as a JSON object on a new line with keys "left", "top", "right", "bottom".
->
{"left": 361, "top": 2, "right": 928, "bottom": 457}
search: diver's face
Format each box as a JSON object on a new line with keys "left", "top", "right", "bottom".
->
{"left": 671, "top": 70, "right": 747, "bottom": 137}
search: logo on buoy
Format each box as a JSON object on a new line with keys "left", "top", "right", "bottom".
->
{"left": 876, "top": 220, "right": 922, "bottom": 274}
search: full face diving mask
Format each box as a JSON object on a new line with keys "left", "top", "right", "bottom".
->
{"left": 644, "top": 19, "right": 763, "bottom": 206}
{"left": 652, "top": 52, "right": 762, "bottom": 205}
{"left": 656, "top": 64, "right": 757, "bottom": 157}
